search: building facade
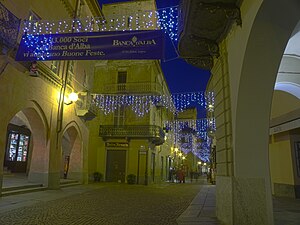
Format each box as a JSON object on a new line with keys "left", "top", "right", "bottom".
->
{"left": 178, "top": 0, "right": 300, "bottom": 224}
{"left": 88, "top": 59, "right": 173, "bottom": 184}
{"left": 0, "top": 0, "right": 103, "bottom": 192}
{"left": 85, "top": 0, "right": 177, "bottom": 185}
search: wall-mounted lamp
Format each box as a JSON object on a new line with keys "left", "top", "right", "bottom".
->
{"left": 64, "top": 92, "right": 78, "bottom": 105}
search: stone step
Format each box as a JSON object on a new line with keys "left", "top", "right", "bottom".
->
{"left": 60, "top": 180, "right": 81, "bottom": 188}
{"left": 3, "top": 183, "right": 43, "bottom": 192}
{"left": 2, "top": 184, "right": 46, "bottom": 197}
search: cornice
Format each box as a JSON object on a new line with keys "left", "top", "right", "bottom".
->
{"left": 178, "top": 0, "right": 241, "bottom": 70}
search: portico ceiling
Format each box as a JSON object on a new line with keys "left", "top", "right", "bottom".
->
{"left": 178, "top": 0, "right": 242, "bottom": 70}
{"left": 275, "top": 24, "right": 300, "bottom": 98}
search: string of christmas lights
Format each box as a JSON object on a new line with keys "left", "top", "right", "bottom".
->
{"left": 21, "top": 7, "right": 179, "bottom": 60}
{"left": 168, "top": 131, "right": 211, "bottom": 162}
{"left": 164, "top": 118, "right": 216, "bottom": 133}
{"left": 165, "top": 118, "right": 215, "bottom": 162}
{"left": 92, "top": 92, "right": 215, "bottom": 117}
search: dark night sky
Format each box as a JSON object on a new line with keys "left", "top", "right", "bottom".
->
{"left": 98, "top": 0, "right": 211, "bottom": 117}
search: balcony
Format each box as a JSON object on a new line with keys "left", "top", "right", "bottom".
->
{"left": 76, "top": 92, "right": 98, "bottom": 121}
{"left": 99, "top": 82, "right": 164, "bottom": 95}
{"left": 0, "top": 2, "right": 20, "bottom": 54}
{"left": 99, "top": 125, "right": 165, "bottom": 145}
{"left": 178, "top": 0, "right": 241, "bottom": 70}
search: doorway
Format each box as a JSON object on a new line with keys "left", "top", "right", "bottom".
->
{"left": 4, "top": 124, "right": 31, "bottom": 173}
{"left": 106, "top": 150, "right": 126, "bottom": 182}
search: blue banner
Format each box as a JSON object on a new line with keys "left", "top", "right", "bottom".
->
{"left": 0, "top": 2, "right": 20, "bottom": 48}
{"left": 15, "top": 30, "right": 164, "bottom": 61}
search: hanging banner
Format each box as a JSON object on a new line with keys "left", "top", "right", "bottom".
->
{"left": 15, "top": 30, "right": 164, "bottom": 61}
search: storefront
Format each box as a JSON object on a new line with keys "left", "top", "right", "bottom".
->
{"left": 4, "top": 124, "right": 31, "bottom": 173}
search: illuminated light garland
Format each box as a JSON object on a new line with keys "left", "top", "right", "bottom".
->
{"left": 164, "top": 118, "right": 216, "bottom": 133}
{"left": 164, "top": 119, "right": 215, "bottom": 162}
{"left": 92, "top": 92, "right": 214, "bottom": 117}
{"left": 22, "top": 7, "right": 179, "bottom": 60}
{"left": 91, "top": 91, "right": 215, "bottom": 161}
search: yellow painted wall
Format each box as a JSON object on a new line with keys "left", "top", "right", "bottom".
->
{"left": 0, "top": 0, "right": 102, "bottom": 186}
{"left": 271, "top": 91, "right": 300, "bottom": 119}
{"left": 269, "top": 132, "right": 295, "bottom": 193}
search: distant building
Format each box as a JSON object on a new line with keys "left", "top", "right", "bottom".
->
{"left": 87, "top": 0, "right": 174, "bottom": 184}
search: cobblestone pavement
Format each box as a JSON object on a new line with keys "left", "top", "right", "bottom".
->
{"left": 0, "top": 182, "right": 202, "bottom": 225}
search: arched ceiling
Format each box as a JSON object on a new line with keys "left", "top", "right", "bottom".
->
{"left": 275, "top": 23, "right": 300, "bottom": 97}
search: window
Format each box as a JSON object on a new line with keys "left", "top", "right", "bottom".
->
{"left": 295, "top": 141, "right": 300, "bottom": 177}
{"left": 28, "top": 11, "right": 40, "bottom": 32}
{"left": 50, "top": 61, "right": 60, "bottom": 74}
{"left": 127, "top": 16, "right": 132, "bottom": 28}
{"left": 28, "top": 11, "right": 40, "bottom": 22}
{"left": 117, "top": 71, "right": 127, "bottom": 92}
{"left": 5, "top": 123, "right": 31, "bottom": 171}
{"left": 67, "top": 60, "right": 75, "bottom": 85}
{"left": 114, "top": 105, "right": 125, "bottom": 126}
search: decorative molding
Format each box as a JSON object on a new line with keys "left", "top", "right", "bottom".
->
{"left": 85, "top": 0, "right": 104, "bottom": 19}
{"left": 185, "top": 56, "right": 214, "bottom": 71}
{"left": 197, "top": 2, "right": 242, "bottom": 29}
{"left": 178, "top": 0, "right": 241, "bottom": 70}
{"left": 60, "top": 0, "right": 74, "bottom": 18}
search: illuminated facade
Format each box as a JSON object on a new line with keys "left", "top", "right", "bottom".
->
{"left": 179, "top": 0, "right": 300, "bottom": 224}
{"left": 84, "top": 0, "right": 177, "bottom": 185}
{"left": 0, "top": 0, "right": 102, "bottom": 191}
{"left": 88, "top": 59, "right": 173, "bottom": 184}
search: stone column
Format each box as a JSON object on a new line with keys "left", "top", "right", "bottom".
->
{"left": 47, "top": 125, "right": 61, "bottom": 189}
{"left": 0, "top": 131, "right": 6, "bottom": 196}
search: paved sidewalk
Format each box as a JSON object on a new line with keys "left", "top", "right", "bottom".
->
{"left": 177, "top": 185, "right": 220, "bottom": 225}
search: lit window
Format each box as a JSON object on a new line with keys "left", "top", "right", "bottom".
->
{"left": 114, "top": 105, "right": 125, "bottom": 126}
{"left": 50, "top": 61, "right": 60, "bottom": 74}
{"left": 67, "top": 60, "right": 75, "bottom": 85}
{"left": 117, "top": 71, "right": 127, "bottom": 92}
{"left": 28, "top": 11, "right": 40, "bottom": 28}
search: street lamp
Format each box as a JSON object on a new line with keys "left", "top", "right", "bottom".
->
{"left": 68, "top": 92, "right": 78, "bottom": 102}
{"left": 64, "top": 92, "right": 79, "bottom": 105}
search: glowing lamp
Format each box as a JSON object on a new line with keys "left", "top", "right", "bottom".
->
{"left": 68, "top": 92, "right": 78, "bottom": 102}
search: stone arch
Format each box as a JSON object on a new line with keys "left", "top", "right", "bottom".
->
{"left": 274, "top": 82, "right": 300, "bottom": 99}
{"left": 4, "top": 100, "right": 49, "bottom": 185}
{"left": 233, "top": 0, "right": 300, "bottom": 224}
{"left": 60, "top": 121, "right": 83, "bottom": 182}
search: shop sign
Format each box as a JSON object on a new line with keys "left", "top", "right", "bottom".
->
{"left": 106, "top": 142, "right": 129, "bottom": 148}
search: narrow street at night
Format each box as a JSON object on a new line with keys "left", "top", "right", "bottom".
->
{"left": 0, "top": 179, "right": 218, "bottom": 225}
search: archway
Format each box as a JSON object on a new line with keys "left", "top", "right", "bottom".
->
{"left": 61, "top": 124, "right": 83, "bottom": 182}
{"left": 232, "top": 0, "right": 300, "bottom": 224}
{"left": 2, "top": 105, "right": 49, "bottom": 187}
{"left": 268, "top": 28, "right": 300, "bottom": 200}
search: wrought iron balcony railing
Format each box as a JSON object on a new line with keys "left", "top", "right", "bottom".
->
{"left": 0, "top": 2, "right": 20, "bottom": 51}
{"left": 99, "top": 82, "right": 166, "bottom": 95}
{"left": 99, "top": 125, "right": 165, "bottom": 145}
